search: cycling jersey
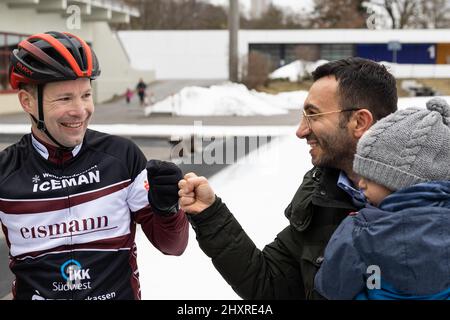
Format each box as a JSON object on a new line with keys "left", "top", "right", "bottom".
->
{"left": 0, "top": 129, "right": 189, "bottom": 300}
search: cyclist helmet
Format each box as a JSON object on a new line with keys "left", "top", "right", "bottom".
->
{"left": 9, "top": 31, "right": 100, "bottom": 88}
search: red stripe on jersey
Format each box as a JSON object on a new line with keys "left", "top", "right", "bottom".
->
{"left": 0, "top": 181, "right": 131, "bottom": 215}
{"left": 13, "top": 233, "right": 134, "bottom": 260}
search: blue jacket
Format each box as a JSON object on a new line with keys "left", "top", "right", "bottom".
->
{"left": 314, "top": 181, "right": 450, "bottom": 300}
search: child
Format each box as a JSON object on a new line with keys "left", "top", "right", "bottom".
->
{"left": 314, "top": 97, "right": 450, "bottom": 300}
{"left": 125, "top": 88, "right": 133, "bottom": 104}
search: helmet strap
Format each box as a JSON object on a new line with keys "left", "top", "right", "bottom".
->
{"left": 36, "top": 85, "right": 45, "bottom": 130}
{"left": 30, "top": 84, "right": 73, "bottom": 151}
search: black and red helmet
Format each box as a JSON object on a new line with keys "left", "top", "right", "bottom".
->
{"left": 9, "top": 31, "right": 100, "bottom": 89}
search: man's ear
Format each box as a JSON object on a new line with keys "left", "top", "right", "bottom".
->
{"left": 18, "top": 89, "right": 36, "bottom": 114}
{"left": 349, "top": 109, "right": 374, "bottom": 139}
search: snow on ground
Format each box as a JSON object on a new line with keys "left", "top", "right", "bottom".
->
{"left": 144, "top": 77, "right": 450, "bottom": 119}
{"left": 136, "top": 95, "right": 450, "bottom": 300}
{"left": 269, "top": 60, "right": 329, "bottom": 82}
{"left": 145, "top": 82, "right": 307, "bottom": 116}
{"left": 268, "top": 59, "right": 450, "bottom": 82}
{"left": 137, "top": 132, "right": 310, "bottom": 300}
{"left": 252, "top": 90, "right": 309, "bottom": 110}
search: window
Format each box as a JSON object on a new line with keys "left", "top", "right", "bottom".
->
{"left": 320, "top": 44, "right": 354, "bottom": 61}
{"left": 249, "top": 44, "right": 283, "bottom": 71}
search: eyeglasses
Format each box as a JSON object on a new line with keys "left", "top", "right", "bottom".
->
{"left": 301, "top": 108, "right": 361, "bottom": 130}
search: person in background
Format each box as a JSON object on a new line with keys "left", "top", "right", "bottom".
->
{"left": 136, "top": 78, "right": 147, "bottom": 107}
{"left": 125, "top": 87, "right": 133, "bottom": 104}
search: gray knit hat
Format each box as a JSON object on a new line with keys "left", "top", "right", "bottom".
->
{"left": 353, "top": 97, "right": 450, "bottom": 191}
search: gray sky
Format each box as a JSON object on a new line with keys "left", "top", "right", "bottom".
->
{"left": 206, "top": 0, "right": 314, "bottom": 13}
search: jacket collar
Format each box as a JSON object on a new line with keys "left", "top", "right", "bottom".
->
{"left": 337, "top": 171, "right": 366, "bottom": 207}
{"left": 379, "top": 180, "right": 450, "bottom": 212}
{"left": 285, "top": 167, "right": 358, "bottom": 232}
{"left": 312, "top": 167, "right": 359, "bottom": 210}
{"left": 31, "top": 133, "right": 82, "bottom": 165}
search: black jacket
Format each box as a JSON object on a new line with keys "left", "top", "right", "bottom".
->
{"left": 189, "top": 167, "right": 359, "bottom": 299}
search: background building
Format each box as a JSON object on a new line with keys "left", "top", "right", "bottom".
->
{"left": 0, "top": 0, "right": 154, "bottom": 114}
{"left": 118, "top": 29, "right": 450, "bottom": 79}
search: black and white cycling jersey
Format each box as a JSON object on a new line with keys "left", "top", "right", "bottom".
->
{"left": 0, "top": 129, "right": 188, "bottom": 300}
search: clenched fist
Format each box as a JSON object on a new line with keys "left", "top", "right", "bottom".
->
{"left": 178, "top": 172, "right": 215, "bottom": 214}
{"left": 147, "top": 159, "right": 182, "bottom": 216}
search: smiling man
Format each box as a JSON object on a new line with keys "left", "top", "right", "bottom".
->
{"left": 20, "top": 78, "right": 93, "bottom": 148}
{"left": 0, "top": 31, "right": 188, "bottom": 300}
{"left": 179, "top": 57, "right": 397, "bottom": 299}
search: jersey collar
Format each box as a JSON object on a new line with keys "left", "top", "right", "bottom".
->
{"left": 31, "top": 133, "right": 82, "bottom": 164}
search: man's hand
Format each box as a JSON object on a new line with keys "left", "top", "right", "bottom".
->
{"left": 178, "top": 172, "right": 215, "bottom": 214}
{"left": 147, "top": 159, "right": 183, "bottom": 216}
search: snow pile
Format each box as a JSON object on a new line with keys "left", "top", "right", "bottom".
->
{"left": 270, "top": 59, "right": 450, "bottom": 81}
{"left": 143, "top": 79, "right": 450, "bottom": 118}
{"left": 251, "top": 90, "right": 308, "bottom": 110}
{"left": 269, "top": 60, "right": 303, "bottom": 82}
{"left": 269, "top": 59, "right": 329, "bottom": 82}
{"left": 145, "top": 82, "right": 309, "bottom": 116}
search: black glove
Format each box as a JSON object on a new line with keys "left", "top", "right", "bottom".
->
{"left": 146, "top": 159, "right": 183, "bottom": 216}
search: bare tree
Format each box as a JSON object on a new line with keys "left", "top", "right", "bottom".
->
{"left": 284, "top": 12, "right": 313, "bottom": 29}
{"left": 115, "top": 0, "right": 228, "bottom": 30}
{"left": 116, "top": 0, "right": 310, "bottom": 30}
{"left": 294, "top": 45, "right": 320, "bottom": 61}
{"left": 366, "top": 0, "right": 450, "bottom": 28}
{"left": 419, "top": 0, "right": 450, "bottom": 28}
{"left": 367, "top": 0, "right": 422, "bottom": 28}
{"left": 241, "top": 52, "right": 272, "bottom": 89}
{"left": 241, "top": 4, "right": 285, "bottom": 29}
{"left": 312, "top": 0, "right": 368, "bottom": 28}
{"left": 239, "top": 3, "right": 309, "bottom": 29}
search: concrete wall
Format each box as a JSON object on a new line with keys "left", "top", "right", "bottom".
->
{"left": 92, "top": 23, "right": 154, "bottom": 103}
{"left": 118, "top": 30, "right": 229, "bottom": 79}
{"left": 0, "top": 93, "right": 22, "bottom": 115}
{"left": 0, "top": 3, "right": 94, "bottom": 40}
